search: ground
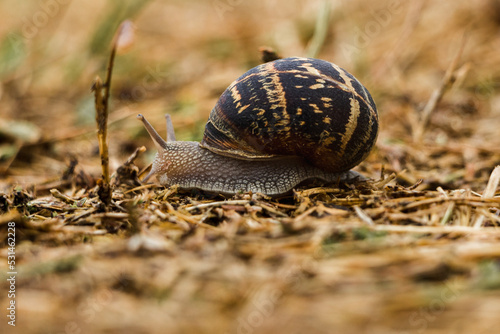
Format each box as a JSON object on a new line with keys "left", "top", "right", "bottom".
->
{"left": 1, "top": 1, "right": 500, "bottom": 333}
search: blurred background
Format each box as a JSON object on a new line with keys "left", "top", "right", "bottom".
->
{"left": 1, "top": 0, "right": 500, "bottom": 190}
{"left": 2, "top": 1, "right": 500, "bottom": 334}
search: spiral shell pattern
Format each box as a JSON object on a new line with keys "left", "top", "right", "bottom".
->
{"left": 201, "top": 57, "right": 378, "bottom": 173}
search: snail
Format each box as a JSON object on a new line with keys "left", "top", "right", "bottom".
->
{"left": 138, "top": 57, "right": 378, "bottom": 196}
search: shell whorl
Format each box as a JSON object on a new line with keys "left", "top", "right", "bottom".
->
{"left": 201, "top": 57, "right": 378, "bottom": 173}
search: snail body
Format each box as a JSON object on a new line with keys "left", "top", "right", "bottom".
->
{"left": 139, "top": 57, "right": 378, "bottom": 196}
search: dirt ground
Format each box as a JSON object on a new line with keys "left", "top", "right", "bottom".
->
{"left": 1, "top": 1, "right": 500, "bottom": 333}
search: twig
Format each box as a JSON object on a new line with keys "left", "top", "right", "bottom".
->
{"left": 295, "top": 187, "right": 342, "bottom": 197}
{"left": 165, "top": 202, "right": 219, "bottom": 230}
{"left": 473, "top": 166, "right": 500, "bottom": 228}
{"left": 372, "top": 224, "right": 500, "bottom": 235}
{"left": 482, "top": 165, "right": 500, "bottom": 198}
{"left": 439, "top": 188, "right": 455, "bottom": 225}
{"left": 92, "top": 75, "right": 112, "bottom": 207}
{"left": 413, "top": 33, "right": 467, "bottom": 142}
{"left": 353, "top": 206, "right": 374, "bottom": 225}
{"left": 294, "top": 205, "right": 318, "bottom": 221}
{"left": 50, "top": 189, "right": 78, "bottom": 205}
{"left": 185, "top": 200, "right": 251, "bottom": 212}
{"left": 92, "top": 20, "right": 134, "bottom": 208}
{"left": 403, "top": 197, "right": 500, "bottom": 211}
{"left": 258, "top": 202, "right": 288, "bottom": 217}
{"left": 123, "top": 183, "right": 158, "bottom": 195}
{"left": 371, "top": 172, "right": 398, "bottom": 189}
{"left": 92, "top": 77, "right": 109, "bottom": 183}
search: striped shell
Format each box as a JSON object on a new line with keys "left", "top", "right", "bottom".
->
{"left": 201, "top": 57, "right": 378, "bottom": 173}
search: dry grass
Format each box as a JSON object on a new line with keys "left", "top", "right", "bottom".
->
{"left": 1, "top": 1, "right": 500, "bottom": 333}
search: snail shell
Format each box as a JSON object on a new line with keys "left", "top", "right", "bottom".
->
{"left": 201, "top": 57, "right": 378, "bottom": 173}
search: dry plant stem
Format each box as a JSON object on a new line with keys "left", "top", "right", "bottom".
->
{"left": 93, "top": 77, "right": 109, "bottom": 184}
{"left": 93, "top": 77, "right": 112, "bottom": 207}
{"left": 372, "top": 224, "right": 500, "bottom": 235}
{"left": 439, "top": 189, "right": 455, "bottom": 225}
{"left": 103, "top": 39, "right": 117, "bottom": 127}
{"left": 92, "top": 21, "right": 130, "bottom": 208}
{"left": 165, "top": 202, "right": 218, "bottom": 230}
{"left": 413, "top": 33, "right": 467, "bottom": 142}
{"left": 354, "top": 206, "right": 374, "bottom": 225}
{"left": 372, "top": 172, "right": 398, "bottom": 189}
{"left": 306, "top": 0, "right": 331, "bottom": 58}
{"left": 50, "top": 189, "right": 78, "bottom": 205}
{"left": 97, "top": 27, "right": 119, "bottom": 184}
{"left": 294, "top": 205, "right": 318, "bottom": 221}
{"left": 482, "top": 165, "right": 500, "bottom": 198}
{"left": 123, "top": 146, "right": 146, "bottom": 166}
{"left": 123, "top": 184, "right": 157, "bottom": 194}
{"left": 296, "top": 187, "right": 342, "bottom": 197}
{"left": 473, "top": 165, "right": 500, "bottom": 228}
{"left": 403, "top": 197, "right": 500, "bottom": 210}
{"left": 258, "top": 202, "right": 288, "bottom": 217}
{"left": 185, "top": 200, "right": 250, "bottom": 212}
